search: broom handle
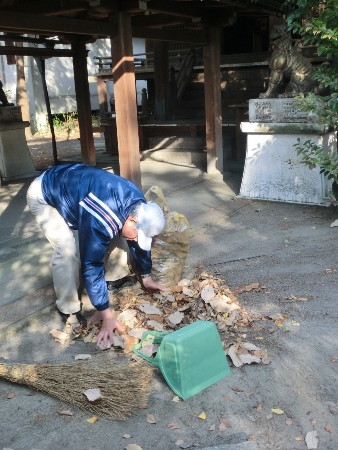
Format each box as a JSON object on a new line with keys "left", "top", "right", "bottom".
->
{"left": 0, "top": 363, "right": 37, "bottom": 384}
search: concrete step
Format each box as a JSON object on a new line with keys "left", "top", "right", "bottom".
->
{"left": 142, "top": 147, "right": 206, "bottom": 167}
{"left": 148, "top": 136, "right": 206, "bottom": 150}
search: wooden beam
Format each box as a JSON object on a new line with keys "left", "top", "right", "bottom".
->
{"left": 131, "top": 14, "right": 185, "bottom": 28}
{"left": 132, "top": 27, "right": 208, "bottom": 44}
{"left": 11, "top": 0, "right": 88, "bottom": 14}
{"left": 111, "top": 12, "right": 142, "bottom": 188}
{"left": 204, "top": 26, "right": 223, "bottom": 174}
{"left": 140, "top": 0, "right": 206, "bottom": 19}
{"left": 0, "top": 46, "right": 76, "bottom": 58}
{"left": 213, "top": 0, "right": 283, "bottom": 15}
{"left": 72, "top": 40, "right": 96, "bottom": 166}
{"left": 0, "top": 10, "right": 116, "bottom": 37}
{"left": 1, "top": 34, "right": 62, "bottom": 45}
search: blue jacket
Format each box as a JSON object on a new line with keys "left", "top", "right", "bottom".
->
{"left": 41, "top": 164, "right": 152, "bottom": 311}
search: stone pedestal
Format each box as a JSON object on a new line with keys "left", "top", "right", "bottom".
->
{"left": 239, "top": 99, "right": 336, "bottom": 205}
{"left": 0, "top": 106, "right": 39, "bottom": 184}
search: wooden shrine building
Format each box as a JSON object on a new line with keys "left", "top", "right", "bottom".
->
{"left": 0, "top": 0, "right": 289, "bottom": 188}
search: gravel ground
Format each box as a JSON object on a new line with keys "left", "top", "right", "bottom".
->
{"left": 27, "top": 131, "right": 86, "bottom": 170}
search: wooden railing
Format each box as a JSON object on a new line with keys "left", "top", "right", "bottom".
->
{"left": 93, "top": 48, "right": 202, "bottom": 72}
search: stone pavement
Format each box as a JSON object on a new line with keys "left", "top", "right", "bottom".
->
{"left": 2, "top": 150, "right": 338, "bottom": 449}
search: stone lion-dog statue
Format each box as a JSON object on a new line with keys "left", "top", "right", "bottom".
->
{"left": 259, "top": 24, "right": 316, "bottom": 98}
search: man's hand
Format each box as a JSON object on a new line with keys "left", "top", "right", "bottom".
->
{"left": 142, "top": 276, "right": 167, "bottom": 292}
{"left": 89, "top": 309, "right": 124, "bottom": 349}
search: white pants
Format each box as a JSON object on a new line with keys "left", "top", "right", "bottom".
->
{"left": 27, "top": 190, "right": 130, "bottom": 314}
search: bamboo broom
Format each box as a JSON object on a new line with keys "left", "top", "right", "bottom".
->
{"left": 0, "top": 355, "right": 153, "bottom": 420}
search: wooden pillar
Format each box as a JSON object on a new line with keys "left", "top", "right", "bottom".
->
{"left": 203, "top": 26, "right": 223, "bottom": 174}
{"left": 154, "top": 41, "right": 170, "bottom": 121}
{"left": 72, "top": 40, "right": 95, "bottom": 166}
{"left": 111, "top": 12, "right": 141, "bottom": 188}
{"left": 16, "top": 42, "right": 31, "bottom": 138}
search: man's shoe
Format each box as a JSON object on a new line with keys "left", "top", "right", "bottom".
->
{"left": 56, "top": 307, "right": 87, "bottom": 326}
{"left": 107, "top": 276, "right": 138, "bottom": 294}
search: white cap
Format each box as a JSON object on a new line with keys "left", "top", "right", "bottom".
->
{"left": 137, "top": 201, "right": 165, "bottom": 251}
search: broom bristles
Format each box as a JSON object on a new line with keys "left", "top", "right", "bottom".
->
{"left": 0, "top": 357, "right": 153, "bottom": 420}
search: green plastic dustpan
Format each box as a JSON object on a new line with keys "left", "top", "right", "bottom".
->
{"left": 133, "top": 320, "right": 231, "bottom": 400}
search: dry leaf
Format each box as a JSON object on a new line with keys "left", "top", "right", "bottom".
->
{"left": 210, "top": 296, "right": 239, "bottom": 313}
{"left": 311, "top": 419, "right": 317, "bottom": 425}
{"left": 172, "top": 396, "right": 180, "bottom": 402}
{"left": 73, "top": 354, "right": 92, "bottom": 360}
{"left": 117, "top": 309, "right": 138, "bottom": 327}
{"left": 7, "top": 392, "right": 15, "bottom": 399}
{"left": 168, "top": 423, "right": 180, "bottom": 429}
{"left": 50, "top": 329, "right": 69, "bottom": 341}
{"left": 223, "top": 395, "right": 233, "bottom": 402}
{"left": 58, "top": 410, "right": 74, "bottom": 416}
{"left": 329, "top": 405, "right": 338, "bottom": 415}
{"left": 168, "top": 311, "right": 184, "bottom": 325}
{"left": 231, "top": 386, "right": 244, "bottom": 393}
{"left": 87, "top": 415, "right": 98, "bottom": 423}
{"left": 175, "top": 441, "right": 184, "bottom": 447}
{"left": 285, "top": 417, "right": 293, "bottom": 425}
{"left": 147, "top": 314, "right": 164, "bottom": 323}
{"left": 209, "top": 424, "right": 215, "bottom": 431}
{"left": 97, "top": 337, "right": 112, "bottom": 350}
{"left": 128, "top": 328, "right": 148, "bottom": 339}
{"left": 225, "top": 310, "right": 238, "bottom": 325}
{"left": 139, "top": 303, "right": 162, "bottom": 315}
{"left": 238, "top": 353, "right": 261, "bottom": 365}
{"left": 147, "top": 320, "right": 165, "bottom": 331}
{"left": 305, "top": 430, "right": 318, "bottom": 449}
{"left": 182, "top": 287, "right": 194, "bottom": 297}
{"left": 179, "top": 442, "right": 194, "bottom": 448}
{"left": 198, "top": 412, "right": 206, "bottom": 420}
{"left": 200, "top": 285, "right": 215, "bottom": 303}
{"left": 123, "top": 334, "right": 138, "bottom": 354}
{"left": 125, "top": 445, "right": 143, "bottom": 450}
{"left": 245, "top": 282, "right": 259, "bottom": 291}
{"left": 111, "top": 334, "right": 125, "bottom": 348}
{"left": 146, "top": 414, "right": 156, "bottom": 424}
{"left": 54, "top": 337, "right": 69, "bottom": 345}
{"left": 271, "top": 408, "right": 284, "bottom": 415}
{"left": 324, "top": 425, "right": 332, "bottom": 433}
{"left": 227, "top": 345, "right": 243, "bottom": 367}
{"left": 139, "top": 344, "right": 159, "bottom": 358}
{"left": 219, "top": 418, "right": 231, "bottom": 429}
{"left": 178, "top": 279, "right": 190, "bottom": 286}
{"left": 256, "top": 405, "right": 262, "bottom": 411}
{"left": 83, "top": 328, "right": 97, "bottom": 343}
{"left": 83, "top": 388, "right": 103, "bottom": 402}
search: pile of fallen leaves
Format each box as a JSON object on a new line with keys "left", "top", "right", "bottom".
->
{"left": 50, "top": 272, "right": 271, "bottom": 367}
